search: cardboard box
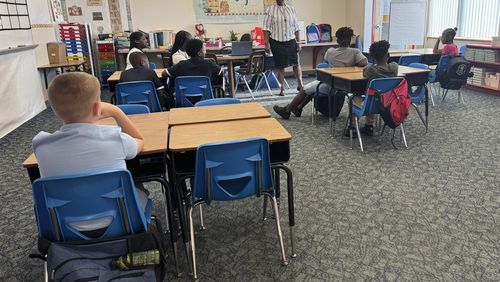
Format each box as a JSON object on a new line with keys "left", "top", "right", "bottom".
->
{"left": 46, "top": 42, "right": 67, "bottom": 64}
{"left": 484, "top": 72, "right": 500, "bottom": 90}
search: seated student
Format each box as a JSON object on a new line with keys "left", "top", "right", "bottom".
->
{"left": 170, "top": 30, "right": 192, "bottom": 66}
{"left": 433, "top": 27, "right": 459, "bottom": 56}
{"left": 120, "top": 52, "right": 174, "bottom": 110}
{"left": 162, "top": 39, "right": 223, "bottom": 91}
{"left": 351, "top": 40, "right": 398, "bottom": 137}
{"left": 273, "top": 27, "right": 368, "bottom": 119}
{"left": 33, "top": 73, "right": 150, "bottom": 210}
{"left": 126, "top": 31, "right": 148, "bottom": 70}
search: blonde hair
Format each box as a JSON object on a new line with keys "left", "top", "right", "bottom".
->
{"left": 48, "top": 72, "right": 100, "bottom": 122}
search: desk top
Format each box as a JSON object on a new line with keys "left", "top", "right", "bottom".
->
{"left": 331, "top": 66, "right": 430, "bottom": 81}
{"left": 107, "top": 69, "right": 164, "bottom": 82}
{"left": 169, "top": 117, "right": 291, "bottom": 152}
{"left": 216, "top": 54, "right": 250, "bottom": 61}
{"left": 169, "top": 102, "right": 271, "bottom": 126}
{"left": 38, "top": 60, "right": 86, "bottom": 69}
{"left": 22, "top": 112, "right": 170, "bottom": 168}
{"left": 317, "top": 66, "right": 367, "bottom": 75}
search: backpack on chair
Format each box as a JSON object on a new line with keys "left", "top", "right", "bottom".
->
{"left": 368, "top": 79, "right": 411, "bottom": 129}
{"left": 438, "top": 56, "right": 473, "bottom": 90}
{"left": 306, "top": 24, "right": 321, "bottom": 43}
{"left": 318, "top": 24, "right": 333, "bottom": 42}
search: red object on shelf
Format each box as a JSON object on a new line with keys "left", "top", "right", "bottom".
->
{"left": 251, "top": 27, "right": 265, "bottom": 46}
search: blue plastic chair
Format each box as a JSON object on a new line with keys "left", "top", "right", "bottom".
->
{"left": 115, "top": 81, "right": 162, "bottom": 112}
{"left": 436, "top": 55, "right": 467, "bottom": 103}
{"left": 32, "top": 170, "right": 152, "bottom": 242}
{"left": 409, "top": 62, "right": 436, "bottom": 107}
{"left": 175, "top": 76, "right": 214, "bottom": 107}
{"left": 459, "top": 45, "right": 467, "bottom": 57}
{"left": 398, "top": 55, "right": 422, "bottom": 66}
{"left": 186, "top": 138, "right": 287, "bottom": 279}
{"left": 117, "top": 104, "right": 150, "bottom": 115}
{"left": 194, "top": 98, "right": 241, "bottom": 107}
{"left": 349, "top": 77, "right": 408, "bottom": 152}
{"left": 149, "top": 62, "right": 156, "bottom": 69}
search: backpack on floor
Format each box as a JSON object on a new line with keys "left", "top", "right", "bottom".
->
{"left": 438, "top": 56, "right": 473, "bottom": 90}
{"left": 318, "top": 24, "right": 332, "bottom": 42}
{"left": 306, "top": 24, "right": 321, "bottom": 43}
{"left": 34, "top": 218, "right": 168, "bottom": 282}
{"left": 368, "top": 79, "right": 411, "bottom": 129}
{"left": 315, "top": 91, "right": 346, "bottom": 119}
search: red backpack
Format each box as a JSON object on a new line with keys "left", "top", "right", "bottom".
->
{"left": 367, "top": 79, "right": 411, "bottom": 129}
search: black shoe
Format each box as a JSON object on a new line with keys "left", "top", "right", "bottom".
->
{"left": 362, "top": 125, "right": 374, "bottom": 136}
{"left": 291, "top": 107, "right": 302, "bottom": 117}
{"left": 273, "top": 105, "right": 291, "bottom": 120}
{"left": 343, "top": 127, "right": 357, "bottom": 138}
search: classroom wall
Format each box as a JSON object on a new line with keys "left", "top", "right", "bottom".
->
{"left": 345, "top": 0, "right": 365, "bottom": 37}
{"left": 129, "top": 0, "right": 347, "bottom": 40}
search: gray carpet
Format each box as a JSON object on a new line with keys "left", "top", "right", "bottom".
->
{"left": 0, "top": 85, "right": 499, "bottom": 281}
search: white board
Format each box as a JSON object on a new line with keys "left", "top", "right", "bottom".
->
{"left": 388, "top": 0, "right": 427, "bottom": 46}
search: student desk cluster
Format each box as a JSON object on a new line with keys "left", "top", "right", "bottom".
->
{"left": 315, "top": 65, "right": 431, "bottom": 136}
{"left": 22, "top": 102, "right": 296, "bottom": 274}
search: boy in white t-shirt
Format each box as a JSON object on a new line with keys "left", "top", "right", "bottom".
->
{"left": 273, "top": 27, "right": 368, "bottom": 119}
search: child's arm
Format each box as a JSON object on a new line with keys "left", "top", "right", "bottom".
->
{"left": 100, "top": 102, "right": 144, "bottom": 154}
{"left": 433, "top": 37, "right": 442, "bottom": 54}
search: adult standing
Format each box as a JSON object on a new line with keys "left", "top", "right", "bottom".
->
{"left": 263, "top": 0, "right": 303, "bottom": 96}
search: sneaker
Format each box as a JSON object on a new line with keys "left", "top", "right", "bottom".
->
{"left": 291, "top": 107, "right": 302, "bottom": 117}
{"left": 273, "top": 105, "right": 291, "bottom": 120}
{"left": 343, "top": 127, "right": 357, "bottom": 138}
{"left": 362, "top": 125, "right": 374, "bottom": 136}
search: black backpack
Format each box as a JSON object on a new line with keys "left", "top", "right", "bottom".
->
{"left": 438, "top": 56, "right": 473, "bottom": 90}
{"left": 314, "top": 91, "right": 346, "bottom": 119}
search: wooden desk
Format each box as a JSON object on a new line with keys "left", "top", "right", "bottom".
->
{"left": 107, "top": 68, "right": 164, "bottom": 83}
{"left": 169, "top": 117, "right": 291, "bottom": 153}
{"left": 316, "top": 66, "right": 367, "bottom": 76}
{"left": 23, "top": 112, "right": 170, "bottom": 173}
{"left": 38, "top": 60, "right": 87, "bottom": 88}
{"left": 364, "top": 48, "right": 441, "bottom": 65}
{"left": 216, "top": 55, "right": 251, "bottom": 97}
{"left": 168, "top": 102, "right": 271, "bottom": 126}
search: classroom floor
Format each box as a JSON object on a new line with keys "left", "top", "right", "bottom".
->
{"left": 0, "top": 85, "right": 499, "bottom": 281}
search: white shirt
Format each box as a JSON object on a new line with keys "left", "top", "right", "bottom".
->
{"left": 33, "top": 123, "right": 137, "bottom": 178}
{"left": 172, "top": 50, "right": 189, "bottom": 65}
{"left": 263, "top": 4, "right": 299, "bottom": 42}
{"left": 125, "top": 47, "right": 143, "bottom": 70}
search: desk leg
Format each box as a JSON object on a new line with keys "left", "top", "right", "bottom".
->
{"left": 425, "top": 85, "right": 429, "bottom": 132}
{"left": 273, "top": 164, "right": 296, "bottom": 258}
{"left": 329, "top": 87, "right": 337, "bottom": 137}
{"left": 43, "top": 70, "right": 48, "bottom": 89}
{"left": 60, "top": 67, "right": 64, "bottom": 74}
{"left": 229, "top": 61, "right": 236, "bottom": 97}
{"left": 82, "top": 63, "right": 87, "bottom": 73}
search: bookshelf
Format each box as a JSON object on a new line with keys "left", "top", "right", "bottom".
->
{"left": 465, "top": 44, "right": 500, "bottom": 96}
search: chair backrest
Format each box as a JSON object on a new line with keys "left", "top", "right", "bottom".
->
{"left": 149, "top": 62, "right": 156, "bottom": 69}
{"left": 192, "top": 138, "right": 273, "bottom": 203}
{"left": 240, "top": 50, "right": 266, "bottom": 75}
{"left": 195, "top": 98, "right": 241, "bottom": 107}
{"left": 436, "top": 55, "right": 452, "bottom": 77}
{"left": 408, "top": 62, "right": 429, "bottom": 70}
{"left": 204, "top": 53, "right": 218, "bottom": 64}
{"left": 398, "top": 55, "right": 422, "bottom": 66}
{"left": 316, "top": 63, "right": 330, "bottom": 69}
{"left": 459, "top": 45, "right": 467, "bottom": 57}
{"left": 115, "top": 81, "right": 162, "bottom": 112}
{"left": 32, "top": 170, "right": 149, "bottom": 242}
{"left": 117, "top": 104, "right": 150, "bottom": 115}
{"left": 175, "top": 76, "right": 214, "bottom": 107}
{"left": 362, "top": 77, "right": 405, "bottom": 115}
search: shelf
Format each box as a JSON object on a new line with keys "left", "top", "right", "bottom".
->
{"left": 466, "top": 83, "right": 500, "bottom": 96}
{"left": 470, "top": 61, "right": 500, "bottom": 69}
{"left": 466, "top": 44, "right": 500, "bottom": 50}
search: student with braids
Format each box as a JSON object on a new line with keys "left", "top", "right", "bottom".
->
{"left": 126, "top": 31, "right": 148, "bottom": 70}
{"left": 170, "top": 30, "right": 192, "bottom": 66}
{"left": 433, "top": 27, "right": 459, "bottom": 56}
{"left": 273, "top": 27, "right": 367, "bottom": 120}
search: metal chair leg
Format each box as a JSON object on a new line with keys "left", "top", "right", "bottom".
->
{"left": 262, "top": 72, "right": 273, "bottom": 96}
{"left": 262, "top": 196, "right": 268, "bottom": 221}
{"left": 442, "top": 89, "right": 449, "bottom": 102}
{"left": 269, "top": 194, "right": 288, "bottom": 266}
{"left": 44, "top": 261, "right": 48, "bottom": 282}
{"left": 400, "top": 123, "right": 408, "bottom": 149}
{"left": 458, "top": 90, "right": 466, "bottom": 104}
{"left": 284, "top": 78, "right": 290, "bottom": 89}
{"left": 188, "top": 207, "right": 197, "bottom": 280}
{"left": 199, "top": 205, "right": 206, "bottom": 231}
{"left": 412, "top": 103, "right": 427, "bottom": 130}
{"left": 243, "top": 76, "right": 255, "bottom": 100}
{"left": 354, "top": 116, "right": 364, "bottom": 152}
{"left": 428, "top": 83, "right": 435, "bottom": 106}
{"left": 311, "top": 95, "right": 315, "bottom": 125}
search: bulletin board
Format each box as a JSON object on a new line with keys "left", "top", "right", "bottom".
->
{"left": 194, "top": 0, "right": 290, "bottom": 23}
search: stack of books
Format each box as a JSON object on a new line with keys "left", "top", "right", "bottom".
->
{"left": 148, "top": 30, "right": 176, "bottom": 49}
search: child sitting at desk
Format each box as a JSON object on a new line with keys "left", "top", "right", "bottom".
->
{"left": 162, "top": 39, "right": 223, "bottom": 92}
{"left": 32, "top": 73, "right": 150, "bottom": 210}
{"left": 352, "top": 40, "right": 398, "bottom": 137}
{"left": 433, "top": 27, "right": 459, "bottom": 56}
{"left": 273, "top": 27, "right": 368, "bottom": 120}
{"left": 120, "top": 52, "right": 173, "bottom": 110}
{"left": 126, "top": 31, "right": 148, "bottom": 70}
{"left": 170, "top": 30, "right": 192, "bottom": 66}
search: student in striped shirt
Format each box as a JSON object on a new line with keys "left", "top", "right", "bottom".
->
{"left": 263, "top": 0, "right": 303, "bottom": 96}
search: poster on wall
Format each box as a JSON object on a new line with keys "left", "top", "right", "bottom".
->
{"left": 108, "top": 0, "right": 122, "bottom": 33}
{"left": 87, "top": 0, "right": 102, "bottom": 6}
{"left": 68, "top": 5, "right": 82, "bottom": 16}
{"left": 92, "top": 12, "right": 103, "bottom": 20}
{"left": 50, "top": 0, "right": 65, "bottom": 22}
{"left": 194, "top": 0, "right": 287, "bottom": 23}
